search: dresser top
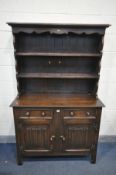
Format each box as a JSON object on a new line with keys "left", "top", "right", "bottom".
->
{"left": 10, "top": 94, "right": 104, "bottom": 108}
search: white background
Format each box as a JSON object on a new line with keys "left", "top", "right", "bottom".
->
{"left": 0, "top": 0, "right": 116, "bottom": 136}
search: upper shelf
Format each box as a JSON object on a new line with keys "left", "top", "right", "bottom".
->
{"left": 16, "top": 52, "right": 102, "bottom": 57}
{"left": 17, "top": 73, "right": 99, "bottom": 79}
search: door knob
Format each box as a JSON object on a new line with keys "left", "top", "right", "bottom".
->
{"left": 41, "top": 111, "right": 46, "bottom": 116}
{"left": 60, "top": 135, "right": 66, "bottom": 141}
{"left": 50, "top": 135, "right": 56, "bottom": 141}
{"left": 25, "top": 111, "right": 30, "bottom": 116}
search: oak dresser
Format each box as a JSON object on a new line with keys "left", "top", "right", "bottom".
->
{"left": 8, "top": 23, "right": 110, "bottom": 164}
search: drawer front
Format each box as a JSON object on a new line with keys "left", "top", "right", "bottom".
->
{"left": 14, "top": 109, "right": 53, "bottom": 119}
{"left": 63, "top": 109, "right": 97, "bottom": 118}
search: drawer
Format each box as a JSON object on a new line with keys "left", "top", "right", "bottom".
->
{"left": 63, "top": 109, "right": 96, "bottom": 118}
{"left": 14, "top": 109, "right": 53, "bottom": 118}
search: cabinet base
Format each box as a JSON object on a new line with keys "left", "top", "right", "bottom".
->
{"left": 17, "top": 154, "right": 97, "bottom": 165}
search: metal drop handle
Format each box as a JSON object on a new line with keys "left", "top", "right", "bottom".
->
{"left": 60, "top": 135, "right": 66, "bottom": 141}
{"left": 50, "top": 135, "right": 56, "bottom": 141}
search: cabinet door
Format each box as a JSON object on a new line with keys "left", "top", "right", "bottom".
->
{"left": 17, "top": 109, "right": 55, "bottom": 155}
{"left": 61, "top": 109, "right": 97, "bottom": 154}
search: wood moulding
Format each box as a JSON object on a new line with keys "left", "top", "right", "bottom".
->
{"left": 8, "top": 23, "right": 110, "bottom": 35}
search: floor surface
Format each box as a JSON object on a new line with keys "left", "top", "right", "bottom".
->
{"left": 0, "top": 142, "right": 116, "bottom": 175}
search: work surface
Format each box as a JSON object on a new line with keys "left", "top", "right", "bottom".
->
{"left": 10, "top": 94, "right": 104, "bottom": 108}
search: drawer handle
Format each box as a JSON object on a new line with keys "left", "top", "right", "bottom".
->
{"left": 50, "top": 135, "right": 56, "bottom": 141}
{"left": 60, "top": 135, "right": 66, "bottom": 141}
{"left": 48, "top": 60, "right": 51, "bottom": 65}
{"left": 41, "top": 112, "right": 46, "bottom": 116}
{"left": 70, "top": 111, "right": 74, "bottom": 116}
{"left": 25, "top": 112, "right": 30, "bottom": 116}
{"left": 86, "top": 112, "right": 90, "bottom": 116}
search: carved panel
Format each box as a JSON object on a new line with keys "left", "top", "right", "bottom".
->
{"left": 18, "top": 119, "right": 52, "bottom": 152}
{"left": 63, "top": 123, "right": 95, "bottom": 151}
